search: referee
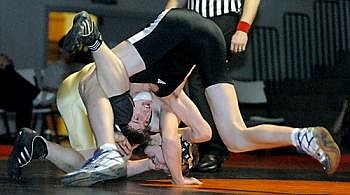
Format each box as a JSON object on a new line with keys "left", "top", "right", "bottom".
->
{"left": 165, "top": 0, "right": 261, "bottom": 172}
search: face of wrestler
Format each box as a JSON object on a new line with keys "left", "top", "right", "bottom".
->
{"left": 128, "top": 99, "right": 152, "bottom": 131}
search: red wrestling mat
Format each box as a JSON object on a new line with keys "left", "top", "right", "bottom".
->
{"left": 0, "top": 145, "right": 12, "bottom": 160}
{"left": 141, "top": 178, "right": 350, "bottom": 194}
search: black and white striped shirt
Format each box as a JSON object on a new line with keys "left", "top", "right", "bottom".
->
{"left": 187, "top": 0, "right": 242, "bottom": 18}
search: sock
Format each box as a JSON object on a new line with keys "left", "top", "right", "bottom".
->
{"left": 88, "top": 37, "right": 102, "bottom": 51}
{"left": 86, "top": 23, "right": 102, "bottom": 51}
{"left": 100, "top": 143, "right": 117, "bottom": 151}
{"left": 291, "top": 127, "right": 315, "bottom": 153}
{"left": 291, "top": 128, "right": 303, "bottom": 148}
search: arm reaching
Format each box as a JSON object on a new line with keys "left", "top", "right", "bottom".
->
{"left": 159, "top": 102, "right": 202, "bottom": 185}
{"left": 160, "top": 102, "right": 185, "bottom": 184}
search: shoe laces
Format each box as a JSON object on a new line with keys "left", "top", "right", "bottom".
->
{"left": 81, "top": 148, "right": 121, "bottom": 169}
{"left": 81, "top": 148, "right": 106, "bottom": 168}
{"left": 296, "top": 128, "right": 327, "bottom": 165}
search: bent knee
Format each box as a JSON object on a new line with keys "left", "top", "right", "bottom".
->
{"left": 202, "top": 123, "right": 212, "bottom": 141}
{"left": 192, "top": 123, "right": 212, "bottom": 143}
{"left": 201, "top": 128, "right": 212, "bottom": 142}
{"left": 198, "top": 126, "right": 212, "bottom": 142}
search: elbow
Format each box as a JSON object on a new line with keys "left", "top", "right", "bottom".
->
{"left": 201, "top": 125, "right": 212, "bottom": 142}
{"left": 192, "top": 123, "right": 212, "bottom": 143}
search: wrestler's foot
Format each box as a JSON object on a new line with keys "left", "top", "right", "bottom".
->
{"left": 295, "top": 127, "right": 341, "bottom": 175}
{"left": 63, "top": 11, "right": 102, "bottom": 53}
{"left": 61, "top": 147, "right": 126, "bottom": 186}
{"left": 7, "top": 128, "right": 48, "bottom": 182}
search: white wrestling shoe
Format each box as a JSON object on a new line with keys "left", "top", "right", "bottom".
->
{"left": 295, "top": 127, "right": 341, "bottom": 175}
{"left": 61, "top": 147, "right": 126, "bottom": 186}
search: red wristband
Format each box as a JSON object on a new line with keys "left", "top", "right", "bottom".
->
{"left": 236, "top": 21, "right": 251, "bottom": 33}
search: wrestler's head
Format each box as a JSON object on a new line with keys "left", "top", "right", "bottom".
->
{"left": 120, "top": 125, "right": 150, "bottom": 145}
{"left": 128, "top": 91, "right": 153, "bottom": 131}
{"left": 119, "top": 92, "right": 153, "bottom": 145}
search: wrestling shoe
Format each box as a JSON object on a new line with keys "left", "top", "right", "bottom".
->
{"left": 295, "top": 127, "right": 341, "bottom": 175}
{"left": 63, "top": 11, "right": 102, "bottom": 53}
{"left": 61, "top": 147, "right": 126, "bottom": 186}
{"left": 7, "top": 128, "right": 48, "bottom": 182}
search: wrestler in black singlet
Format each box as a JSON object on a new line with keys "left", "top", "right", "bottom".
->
{"left": 111, "top": 8, "right": 229, "bottom": 127}
{"left": 129, "top": 8, "right": 229, "bottom": 97}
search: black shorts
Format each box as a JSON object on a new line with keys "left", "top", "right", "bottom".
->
{"left": 108, "top": 91, "right": 134, "bottom": 127}
{"left": 128, "top": 8, "right": 229, "bottom": 97}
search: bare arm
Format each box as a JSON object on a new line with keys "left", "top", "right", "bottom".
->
{"left": 240, "top": 0, "right": 261, "bottom": 24}
{"left": 160, "top": 103, "right": 183, "bottom": 184}
{"left": 231, "top": 0, "right": 261, "bottom": 52}
{"left": 126, "top": 158, "right": 154, "bottom": 177}
{"left": 160, "top": 103, "right": 202, "bottom": 185}
{"left": 165, "top": 0, "right": 188, "bottom": 9}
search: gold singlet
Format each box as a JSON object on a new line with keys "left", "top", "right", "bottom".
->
{"left": 56, "top": 64, "right": 96, "bottom": 151}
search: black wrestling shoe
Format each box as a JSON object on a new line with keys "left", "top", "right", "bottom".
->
{"left": 7, "top": 128, "right": 48, "bottom": 182}
{"left": 196, "top": 153, "right": 224, "bottom": 172}
{"left": 63, "top": 11, "right": 102, "bottom": 53}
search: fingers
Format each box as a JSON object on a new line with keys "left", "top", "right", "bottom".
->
{"left": 131, "top": 144, "right": 140, "bottom": 150}
{"left": 114, "top": 132, "right": 132, "bottom": 155}
{"left": 190, "top": 177, "right": 203, "bottom": 185}
{"left": 116, "top": 143, "right": 127, "bottom": 156}
{"left": 150, "top": 156, "right": 168, "bottom": 170}
{"left": 231, "top": 44, "right": 246, "bottom": 53}
{"left": 116, "top": 139, "right": 132, "bottom": 156}
{"left": 124, "top": 139, "right": 132, "bottom": 151}
{"left": 183, "top": 177, "right": 203, "bottom": 185}
{"left": 230, "top": 31, "right": 248, "bottom": 53}
{"left": 155, "top": 163, "right": 168, "bottom": 170}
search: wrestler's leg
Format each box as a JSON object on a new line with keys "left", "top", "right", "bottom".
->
{"left": 63, "top": 11, "right": 144, "bottom": 97}
{"left": 7, "top": 68, "right": 100, "bottom": 181}
{"left": 79, "top": 67, "right": 116, "bottom": 146}
{"left": 62, "top": 12, "right": 133, "bottom": 143}
{"left": 190, "top": 16, "right": 295, "bottom": 151}
{"left": 60, "top": 79, "right": 127, "bottom": 186}
{"left": 92, "top": 42, "right": 130, "bottom": 97}
{"left": 205, "top": 83, "right": 299, "bottom": 151}
{"left": 46, "top": 141, "right": 93, "bottom": 173}
{"left": 205, "top": 83, "right": 340, "bottom": 174}
{"left": 58, "top": 65, "right": 126, "bottom": 186}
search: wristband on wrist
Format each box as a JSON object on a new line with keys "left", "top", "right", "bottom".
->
{"left": 236, "top": 21, "right": 251, "bottom": 33}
